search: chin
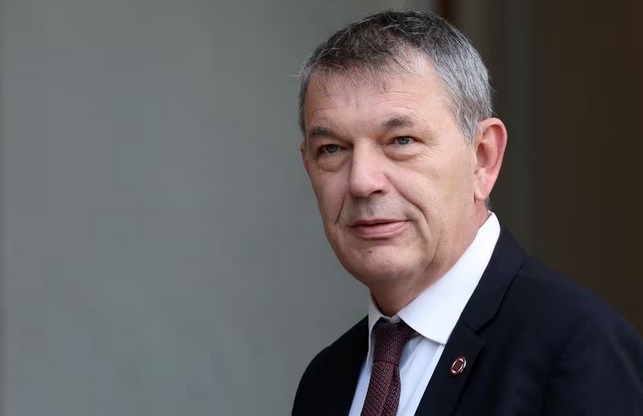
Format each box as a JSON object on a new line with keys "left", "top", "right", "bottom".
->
{"left": 340, "top": 251, "right": 422, "bottom": 286}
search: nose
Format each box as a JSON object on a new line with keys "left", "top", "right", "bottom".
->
{"left": 348, "top": 145, "right": 388, "bottom": 198}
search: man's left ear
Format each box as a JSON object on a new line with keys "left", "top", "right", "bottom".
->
{"left": 473, "top": 118, "right": 507, "bottom": 201}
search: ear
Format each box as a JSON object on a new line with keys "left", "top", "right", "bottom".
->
{"left": 300, "top": 141, "right": 310, "bottom": 174}
{"left": 473, "top": 118, "right": 507, "bottom": 201}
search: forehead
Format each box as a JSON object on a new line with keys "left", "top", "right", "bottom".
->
{"left": 304, "top": 60, "right": 451, "bottom": 132}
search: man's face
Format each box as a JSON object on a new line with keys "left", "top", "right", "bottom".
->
{"left": 301, "top": 60, "right": 487, "bottom": 301}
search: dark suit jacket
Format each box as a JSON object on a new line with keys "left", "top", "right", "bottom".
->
{"left": 292, "top": 228, "right": 643, "bottom": 415}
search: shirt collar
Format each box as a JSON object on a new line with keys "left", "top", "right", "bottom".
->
{"left": 367, "top": 213, "right": 501, "bottom": 347}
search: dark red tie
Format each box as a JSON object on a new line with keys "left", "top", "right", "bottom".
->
{"left": 361, "top": 319, "right": 416, "bottom": 416}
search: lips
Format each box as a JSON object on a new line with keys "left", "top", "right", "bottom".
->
{"left": 351, "top": 219, "right": 409, "bottom": 238}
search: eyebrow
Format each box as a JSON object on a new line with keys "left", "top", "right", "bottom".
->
{"left": 306, "top": 115, "right": 417, "bottom": 140}
{"left": 306, "top": 126, "right": 339, "bottom": 141}
{"left": 381, "top": 115, "right": 416, "bottom": 130}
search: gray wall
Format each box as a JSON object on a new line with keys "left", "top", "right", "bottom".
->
{"left": 0, "top": 1, "right": 432, "bottom": 415}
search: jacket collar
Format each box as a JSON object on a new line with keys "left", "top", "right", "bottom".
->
{"left": 414, "top": 227, "right": 527, "bottom": 415}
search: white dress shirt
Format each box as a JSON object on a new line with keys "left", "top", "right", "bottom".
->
{"left": 348, "top": 214, "right": 501, "bottom": 416}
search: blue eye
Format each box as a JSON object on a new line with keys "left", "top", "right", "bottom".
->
{"left": 395, "top": 136, "right": 413, "bottom": 145}
{"left": 321, "top": 144, "right": 340, "bottom": 154}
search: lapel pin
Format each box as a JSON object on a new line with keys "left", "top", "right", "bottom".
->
{"left": 450, "top": 356, "right": 467, "bottom": 376}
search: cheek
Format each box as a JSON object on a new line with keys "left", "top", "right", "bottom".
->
{"left": 394, "top": 162, "right": 468, "bottom": 219}
{"left": 395, "top": 166, "right": 439, "bottom": 203}
{"left": 311, "top": 176, "right": 345, "bottom": 221}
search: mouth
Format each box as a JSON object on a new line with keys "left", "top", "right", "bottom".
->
{"left": 350, "top": 218, "right": 409, "bottom": 239}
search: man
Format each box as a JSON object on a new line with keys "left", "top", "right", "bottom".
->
{"left": 292, "top": 9, "right": 643, "bottom": 416}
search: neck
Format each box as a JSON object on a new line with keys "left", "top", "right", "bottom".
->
{"left": 369, "top": 261, "right": 448, "bottom": 317}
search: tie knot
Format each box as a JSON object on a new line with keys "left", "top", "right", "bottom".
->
{"left": 372, "top": 319, "right": 416, "bottom": 365}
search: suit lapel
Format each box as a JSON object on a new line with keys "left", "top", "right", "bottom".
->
{"left": 414, "top": 322, "right": 483, "bottom": 415}
{"left": 327, "top": 317, "right": 369, "bottom": 415}
{"left": 415, "top": 228, "right": 527, "bottom": 415}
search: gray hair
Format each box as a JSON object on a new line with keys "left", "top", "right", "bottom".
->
{"left": 298, "top": 9, "right": 492, "bottom": 143}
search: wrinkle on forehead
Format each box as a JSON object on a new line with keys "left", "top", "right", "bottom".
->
{"left": 304, "top": 75, "right": 451, "bottom": 145}
{"left": 306, "top": 55, "right": 450, "bottom": 112}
